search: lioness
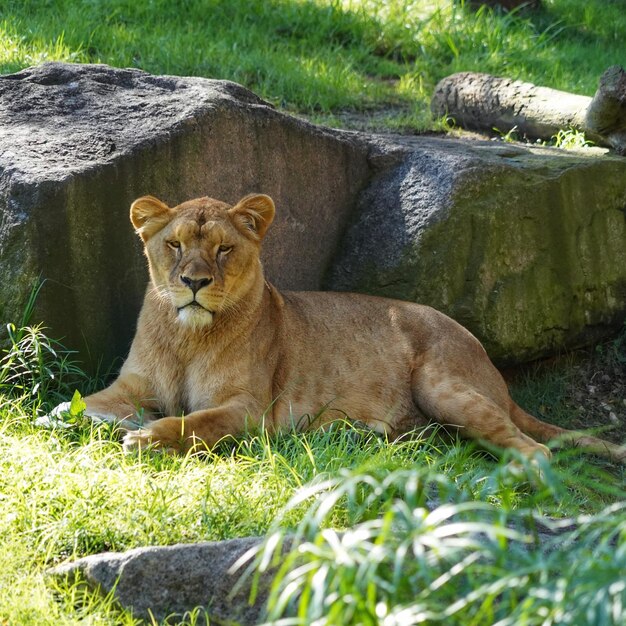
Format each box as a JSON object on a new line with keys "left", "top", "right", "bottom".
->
{"left": 60, "top": 193, "right": 625, "bottom": 462}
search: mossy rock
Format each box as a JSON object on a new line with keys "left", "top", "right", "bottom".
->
{"left": 327, "top": 138, "right": 626, "bottom": 364}
{"left": 1, "top": 63, "right": 625, "bottom": 370}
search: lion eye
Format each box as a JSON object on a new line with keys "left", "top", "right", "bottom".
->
{"left": 217, "top": 245, "right": 233, "bottom": 255}
{"left": 167, "top": 240, "right": 181, "bottom": 250}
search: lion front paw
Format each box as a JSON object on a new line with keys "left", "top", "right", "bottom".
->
{"left": 122, "top": 417, "right": 189, "bottom": 454}
{"left": 122, "top": 428, "right": 161, "bottom": 453}
{"left": 122, "top": 428, "right": 181, "bottom": 454}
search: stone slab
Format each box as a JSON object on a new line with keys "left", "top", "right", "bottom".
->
{"left": 2, "top": 63, "right": 626, "bottom": 369}
{"left": 327, "top": 135, "right": 626, "bottom": 363}
{"left": 0, "top": 62, "right": 370, "bottom": 369}
{"left": 49, "top": 538, "right": 266, "bottom": 625}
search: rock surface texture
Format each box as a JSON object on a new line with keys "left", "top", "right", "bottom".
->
{"left": 0, "top": 62, "right": 369, "bottom": 368}
{"left": 327, "top": 135, "right": 626, "bottom": 363}
{"left": 49, "top": 538, "right": 266, "bottom": 625}
{"left": 1, "top": 62, "right": 625, "bottom": 367}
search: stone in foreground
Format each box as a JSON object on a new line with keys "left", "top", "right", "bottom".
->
{"left": 49, "top": 538, "right": 266, "bottom": 625}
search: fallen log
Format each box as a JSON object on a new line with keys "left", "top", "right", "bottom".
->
{"left": 431, "top": 66, "right": 626, "bottom": 155}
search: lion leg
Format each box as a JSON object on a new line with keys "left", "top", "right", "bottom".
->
{"left": 413, "top": 371, "right": 550, "bottom": 459}
{"left": 122, "top": 400, "right": 259, "bottom": 453}
{"left": 81, "top": 373, "right": 159, "bottom": 430}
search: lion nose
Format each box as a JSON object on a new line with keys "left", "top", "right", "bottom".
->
{"left": 180, "top": 275, "right": 212, "bottom": 294}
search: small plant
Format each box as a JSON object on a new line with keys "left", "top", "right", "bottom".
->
{"left": 0, "top": 322, "right": 86, "bottom": 408}
{"left": 551, "top": 128, "right": 593, "bottom": 150}
{"left": 0, "top": 281, "right": 90, "bottom": 414}
{"left": 493, "top": 124, "right": 520, "bottom": 143}
{"left": 0, "top": 318, "right": 92, "bottom": 409}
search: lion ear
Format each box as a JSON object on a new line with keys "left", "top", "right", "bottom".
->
{"left": 229, "top": 194, "right": 275, "bottom": 241}
{"left": 130, "top": 196, "right": 173, "bottom": 241}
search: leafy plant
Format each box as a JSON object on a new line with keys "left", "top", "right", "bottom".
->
{"left": 249, "top": 467, "right": 626, "bottom": 625}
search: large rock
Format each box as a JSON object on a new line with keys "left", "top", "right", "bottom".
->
{"left": 0, "top": 62, "right": 369, "bottom": 369}
{"left": 1, "top": 62, "right": 625, "bottom": 368}
{"left": 327, "top": 136, "right": 626, "bottom": 363}
{"left": 49, "top": 538, "right": 267, "bottom": 625}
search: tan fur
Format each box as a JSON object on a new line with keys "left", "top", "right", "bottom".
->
{"left": 81, "top": 194, "right": 625, "bottom": 463}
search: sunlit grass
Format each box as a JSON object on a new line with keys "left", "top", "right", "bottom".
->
{"left": 0, "top": 22, "right": 86, "bottom": 70}
{"left": 1, "top": 317, "right": 624, "bottom": 624}
{"left": 0, "top": 1, "right": 623, "bottom": 130}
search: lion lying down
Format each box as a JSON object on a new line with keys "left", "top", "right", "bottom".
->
{"left": 60, "top": 193, "right": 625, "bottom": 462}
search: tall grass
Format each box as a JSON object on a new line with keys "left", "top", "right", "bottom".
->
{"left": 251, "top": 468, "right": 626, "bottom": 625}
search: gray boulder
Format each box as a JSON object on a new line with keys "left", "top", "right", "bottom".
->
{"left": 327, "top": 136, "right": 626, "bottom": 363}
{"left": 49, "top": 538, "right": 267, "bottom": 625}
{"left": 47, "top": 515, "right": 588, "bottom": 624}
{"left": 0, "top": 62, "right": 369, "bottom": 369}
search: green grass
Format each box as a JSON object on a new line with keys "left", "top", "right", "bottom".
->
{"left": 0, "top": 0, "right": 624, "bottom": 131}
{"left": 1, "top": 2, "right": 626, "bottom": 622}
{"left": 254, "top": 469, "right": 626, "bottom": 625}
{"left": 1, "top": 322, "right": 625, "bottom": 624}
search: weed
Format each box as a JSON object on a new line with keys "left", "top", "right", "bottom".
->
{"left": 493, "top": 124, "right": 521, "bottom": 143}
{"left": 0, "top": 323, "right": 82, "bottom": 408}
{"left": 551, "top": 128, "right": 593, "bottom": 149}
{"left": 0, "top": 282, "right": 91, "bottom": 414}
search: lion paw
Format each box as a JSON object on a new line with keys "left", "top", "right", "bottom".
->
{"left": 122, "top": 421, "right": 184, "bottom": 454}
{"left": 123, "top": 428, "right": 161, "bottom": 453}
{"left": 122, "top": 417, "right": 212, "bottom": 455}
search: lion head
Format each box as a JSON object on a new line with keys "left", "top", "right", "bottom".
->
{"left": 130, "top": 193, "right": 275, "bottom": 328}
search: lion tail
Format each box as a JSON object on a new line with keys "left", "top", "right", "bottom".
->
{"left": 509, "top": 401, "right": 625, "bottom": 462}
